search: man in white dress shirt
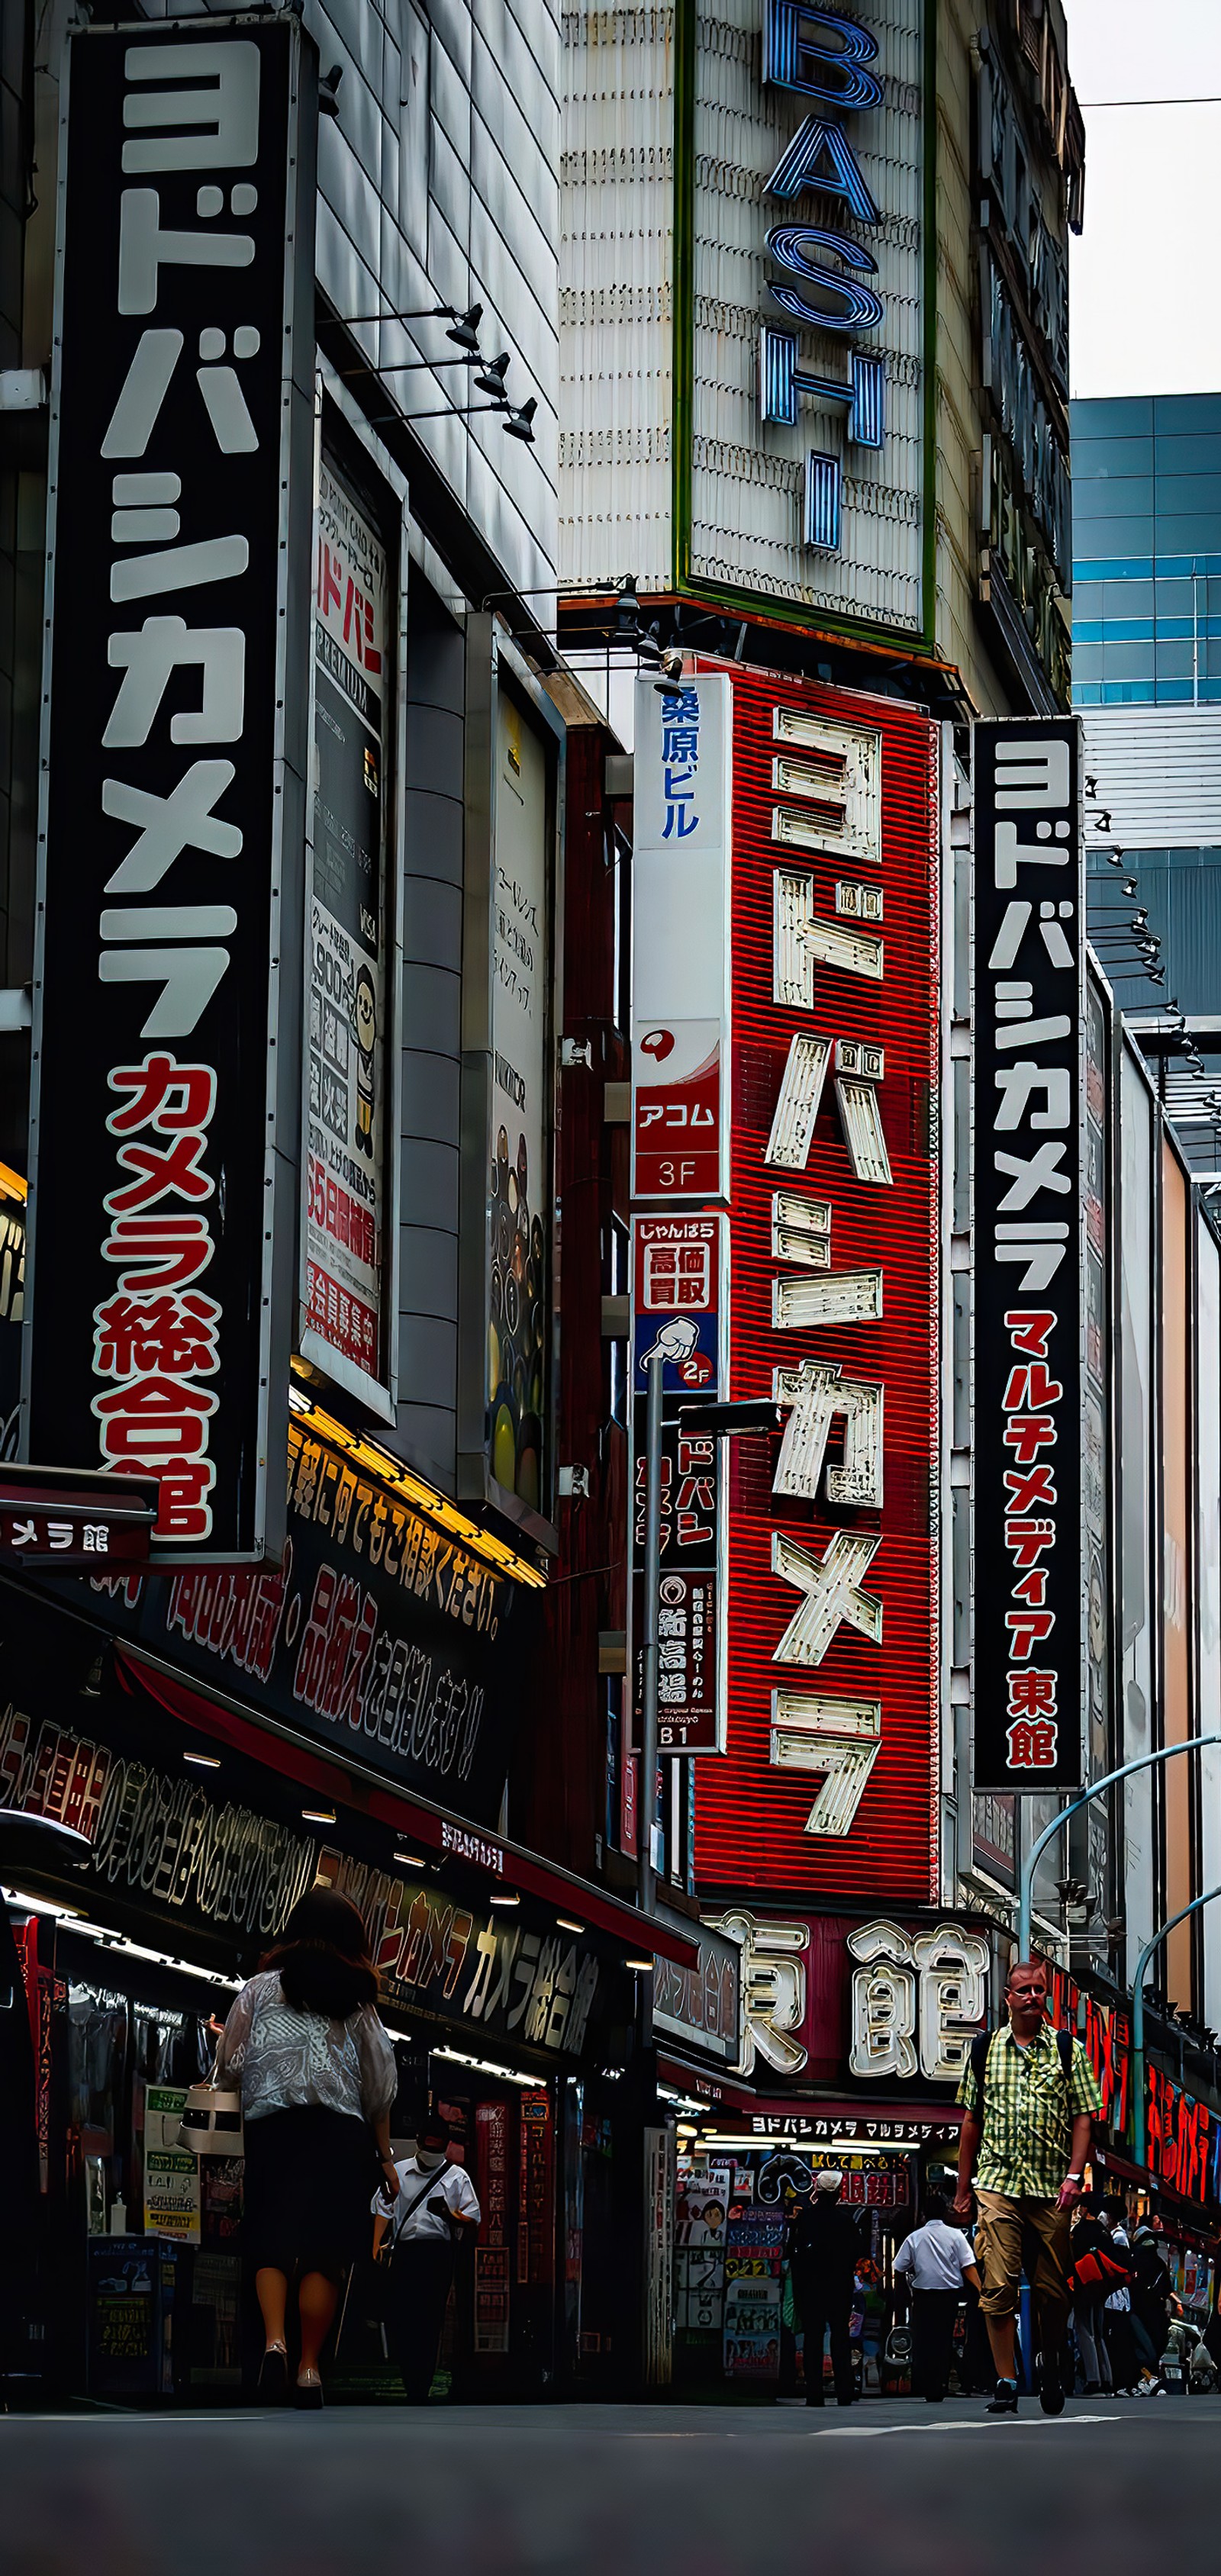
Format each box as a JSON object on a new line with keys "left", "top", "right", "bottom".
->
{"left": 894, "top": 2192, "right": 981, "bottom": 2402}
{"left": 372, "top": 2114, "right": 480, "bottom": 2401}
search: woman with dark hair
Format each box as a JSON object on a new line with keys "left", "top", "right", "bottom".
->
{"left": 214, "top": 1883, "right": 398, "bottom": 2407}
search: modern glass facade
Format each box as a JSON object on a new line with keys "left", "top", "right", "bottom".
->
{"left": 1071, "top": 393, "right": 1221, "bottom": 706}
{"left": 1074, "top": 395, "right": 1221, "bottom": 1028}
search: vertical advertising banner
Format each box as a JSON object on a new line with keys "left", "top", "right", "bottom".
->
{"left": 973, "top": 718, "right": 1085, "bottom": 1791}
{"left": 23, "top": 20, "right": 314, "bottom": 1560}
{"left": 631, "top": 675, "right": 732, "bottom": 1202}
{"left": 475, "top": 2098, "right": 511, "bottom": 2354}
{"left": 630, "top": 1212, "right": 727, "bottom": 1752}
{"left": 488, "top": 687, "right": 550, "bottom": 1515}
{"left": 303, "top": 449, "right": 394, "bottom": 1411}
{"left": 693, "top": 667, "right": 939, "bottom": 1900}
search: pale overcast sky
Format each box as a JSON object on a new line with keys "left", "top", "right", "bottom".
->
{"left": 1068, "top": 0, "right": 1221, "bottom": 399}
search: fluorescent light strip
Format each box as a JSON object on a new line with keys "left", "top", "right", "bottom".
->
{"left": 288, "top": 1369, "right": 547, "bottom": 1590}
{"left": 696, "top": 2133, "right": 914, "bottom": 2156}
{"left": 432, "top": 2045, "right": 540, "bottom": 2091}
{"left": 2, "top": 1892, "right": 243, "bottom": 1991}
{"left": 3, "top": 1885, "right": 85, "bottom": 1921}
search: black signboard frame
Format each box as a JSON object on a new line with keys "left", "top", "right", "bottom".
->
{"left": 973, "top": 716, "right": 1086, "bottom": 1791}
{"left": 300, "top": 376, "right": 407, "bottom": 1422}
{"left": 23, "top": 17, "right": 317, "bottom": 1562}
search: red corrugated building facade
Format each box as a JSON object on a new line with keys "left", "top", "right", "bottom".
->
{"left": 693, "top": 662, "right": 941, "bottom": 1907}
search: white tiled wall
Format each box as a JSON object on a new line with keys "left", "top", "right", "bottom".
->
{"left": 308, "top": 0, "right": 559, "bottom": 603}
{"left": 131, "top": 0, "right": 561, "bottom": 601}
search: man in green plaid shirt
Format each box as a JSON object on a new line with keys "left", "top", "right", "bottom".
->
{"left": 954, "top": 1957, "right": 1102, "bottom": 2416}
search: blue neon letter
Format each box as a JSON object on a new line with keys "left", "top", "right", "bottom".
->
{"left": 766, "top": 115, "right": 880, "bottom": 223}
{"left": 762, "top": 2, "right": 883, "bottom": 112}
{"left": 766, "top": 224, "right": 884, "bottom": 333}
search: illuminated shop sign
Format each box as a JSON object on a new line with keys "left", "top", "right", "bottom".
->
{"left": 693, "top": 667, "right": 939, "bottom": 1898}
{"left": 709, "top": 1909, "right": 987, "bottom": 2087}
{"left": 0, "top": 1695, "right": 608, "bottom": 2062}
{"left": 759, "top": 1, "right": 889, "bottom": 551}
{"left": 973, "top": 719, "right": 1086, "bottom": 1789}
{"left": 23, "top": 19, "right": 314, "bottom": 1560}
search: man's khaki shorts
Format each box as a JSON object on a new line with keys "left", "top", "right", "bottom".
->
{"left": 974, "top": 2188, "right": 1071, "bottom": 2328}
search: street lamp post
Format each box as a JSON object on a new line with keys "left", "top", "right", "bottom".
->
{"left": 1131, "top": 1885, "right": 1221, "bottom": 2166}
{"left": 1016, "top": 1735, "right": 1221, "bottom": 1959}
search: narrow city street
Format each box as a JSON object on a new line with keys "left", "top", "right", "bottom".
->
{"left": 6, "top": 0, "right": 1221, "bottom": 2547}
{"left": 4, "top": 2397, "right": 1219, "bottom": 2573}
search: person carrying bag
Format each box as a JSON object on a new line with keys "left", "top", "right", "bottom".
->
{"left": 372, "top": 2115, "right": 480, "bottom": 2402}
{"left": 213, "top": 1885, "right": 398, "bottom": 2409}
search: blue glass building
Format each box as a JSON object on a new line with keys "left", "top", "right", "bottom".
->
{"left": 1072, "top": 394, "right": 1221, "bottom": 1025}
{"left": 1072, "top": 393, "right": 1221, "bottom": 707}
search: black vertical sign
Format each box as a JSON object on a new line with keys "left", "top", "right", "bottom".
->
{"left": 973, "top": 719, "right": 1085, "bottom": 1792}
{"left": 631, "top": 1403, "right": 721, "bottom": 1753}
{"left": 23, "top": 20, "right": 316, "bottom": 1560}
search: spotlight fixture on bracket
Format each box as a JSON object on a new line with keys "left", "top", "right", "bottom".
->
{"left": 474, "top": 350, "right": 511, "bottom": 401}
{"left": 443, "top": 301, "right": 483, "bottom": 353}
{"left": 340, "top": 298, "right": 483, "bottom": 346}
{"left": 502, "top": 395, "right": 537, "bottom": 444}
{"left": 614, "top": 574, "right": 643, "bottom": 639}
{"left": 319, "top": 63, "right": 343, "bottom": 118}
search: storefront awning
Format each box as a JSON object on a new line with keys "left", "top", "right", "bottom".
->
{"left": 117, "top": 1644, "right": 698, "bottom": 1971}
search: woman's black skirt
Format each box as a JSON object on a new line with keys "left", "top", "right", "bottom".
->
{"left": 243, "top": 2105, "right": 379, "bottom": 2279}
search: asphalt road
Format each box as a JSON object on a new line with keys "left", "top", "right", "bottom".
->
{"left": 2, "top": 2394, "right": 1217, "bottom": 2574}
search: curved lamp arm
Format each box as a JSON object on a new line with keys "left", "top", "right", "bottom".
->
{"left": 1016, "top": 1736, "right": 1221, "bottom": 1956}
{"left": 1131, "top": 1882, "right": 1221, "bottom": 2165}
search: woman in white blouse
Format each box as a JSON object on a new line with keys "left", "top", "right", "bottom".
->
{"left": 215, "top": 1884, "right": 398, "bottom": 2407}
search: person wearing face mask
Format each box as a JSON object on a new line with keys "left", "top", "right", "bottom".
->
{"left": 372, "top": 2114, "right": 481, "bottom": 2401}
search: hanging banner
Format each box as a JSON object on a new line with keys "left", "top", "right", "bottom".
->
{"left": 631, "top": 676, "right": 732, "bottom": 1202}
{"left": 302, "top": 449, "right": 395, "bottom": 1412}
{"left": 22, "top": 18, "right": 315, "bottom": 1561}
{"left": 972, "top": 718, "right": 1085, "bottom": 1790}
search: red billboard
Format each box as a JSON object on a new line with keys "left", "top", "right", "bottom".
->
{"left": 692, "top": 666, "right": 939, "bottom": 1900}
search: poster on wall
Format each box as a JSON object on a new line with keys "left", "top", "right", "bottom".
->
{"left": 973, "top": 717, "right": 1085, "bottom": 1791}
{"left": 302, "top": 449, "right": 395, "bottom": 1414}
{"left": 23, "top": 18, "right": 313, "bottom": 1563}
{"left": 487, "top": 687, "right": 550, "bottom": 1515}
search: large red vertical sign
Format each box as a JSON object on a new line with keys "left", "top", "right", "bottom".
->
{"left": 694, "top": 666, "right": 939, "bottom": 1901}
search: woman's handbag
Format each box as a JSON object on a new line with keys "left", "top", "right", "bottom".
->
{"left": 177, "top": 2079, "right": 244, "bottom": 2156}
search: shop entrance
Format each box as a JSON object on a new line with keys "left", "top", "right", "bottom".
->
{"left": 674, "top": 2137, "right": 920, "bottom": 2400}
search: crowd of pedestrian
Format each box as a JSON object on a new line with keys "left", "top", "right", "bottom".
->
{"left": 206, "top": 1895, "right": 1213, "bottom": 2416}
{"left": 784, "top": 1955, "right": 1218, "bottom": 2413}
